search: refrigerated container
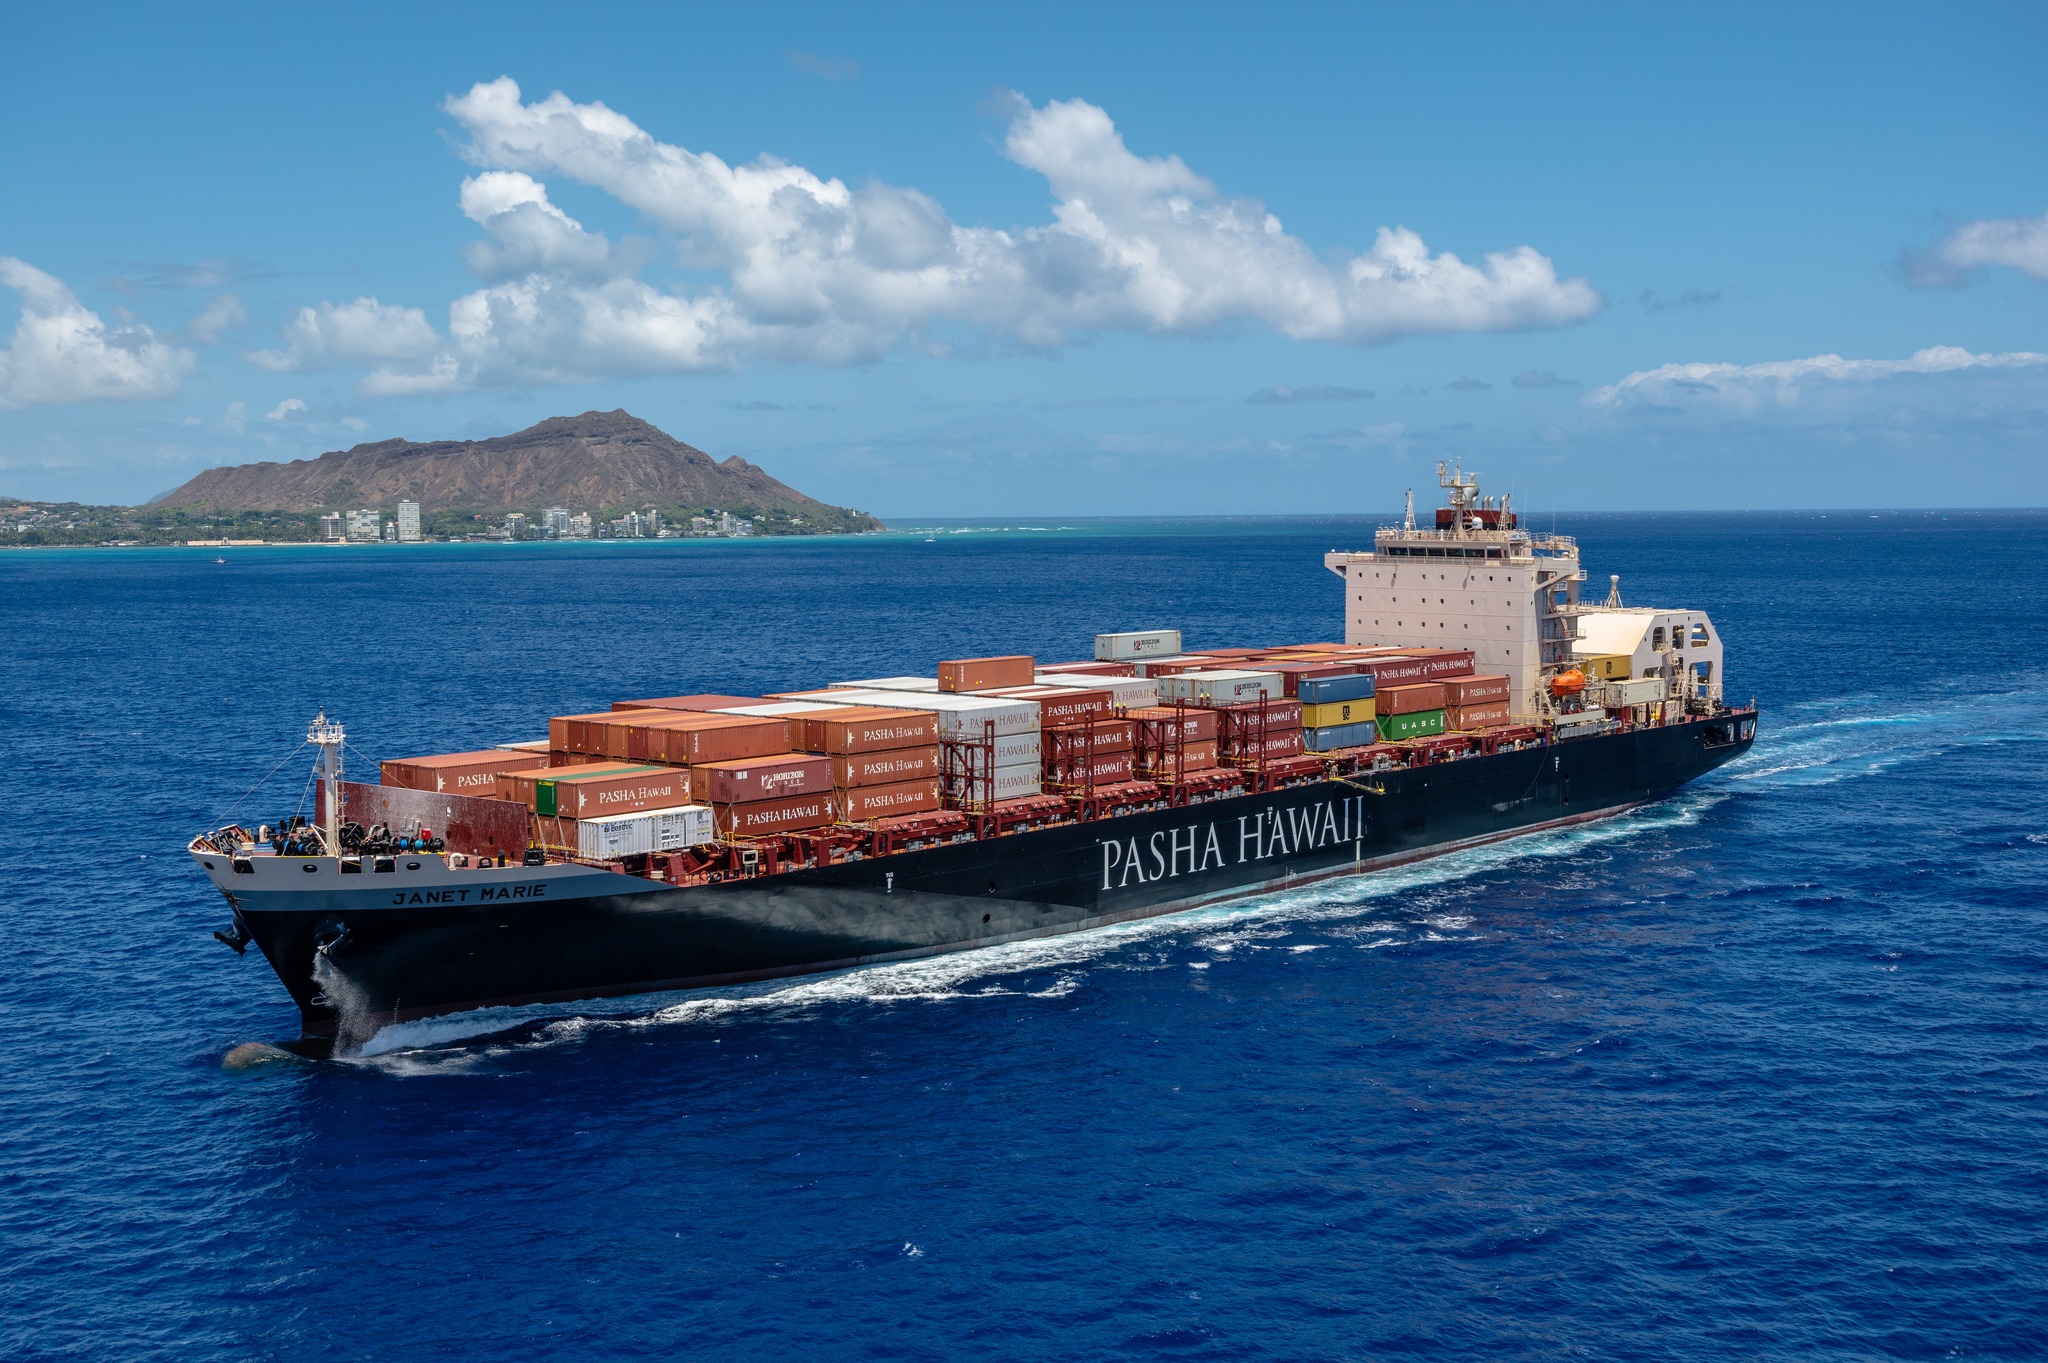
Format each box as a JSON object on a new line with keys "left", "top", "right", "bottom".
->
{"left": 1156, "top": 670, "right": 1285, "bottom": 704}
{"left": 571, "top": 804, "right": 716, "bottom": 859}
{"left": 1094, "top": 629, "right": 1182, "bottom": 661}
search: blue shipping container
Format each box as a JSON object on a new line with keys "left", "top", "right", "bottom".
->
{"left": 1298, "top": 673, "right": 1375, "bottom": 705}
{"left": 1304, "top": 720, "right": 1378, "bottom": 752}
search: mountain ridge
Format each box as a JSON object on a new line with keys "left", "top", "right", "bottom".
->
{"left": 151, "top": 410, "right": 880, "bottom": 531}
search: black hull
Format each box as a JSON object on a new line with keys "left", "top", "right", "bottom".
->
{"left": 233, "top": 719, "right": 1754, "bottom": 1046}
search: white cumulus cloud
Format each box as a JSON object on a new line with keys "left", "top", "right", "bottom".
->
{"left": 0, "top": 257, "right": 195, "bottom": 407}
{"left": 1906, "top": 208, "right": 2048, "bottom": 287}
{"left": 264, "top": 397, "right": 306, "bottom": 421}
{"left": 244, "top": 297, "right": 442, "bottom": 389}
{"left": 188, "top": 293, "right": 248, "bottom": 344}
{"left": 259, "top": 78, "right": 1601, "bottom": 393}
{"left": 1586, "top": 345, "right": 2048, "bottom": 414}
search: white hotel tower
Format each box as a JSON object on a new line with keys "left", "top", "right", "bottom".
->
{"left": 1325, "top": 464, "right": 1725, "bottom": 717}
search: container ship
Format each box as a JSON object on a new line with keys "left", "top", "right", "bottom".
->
{"left": 191, "top": 467, "right": 1757, "bottom": 1053}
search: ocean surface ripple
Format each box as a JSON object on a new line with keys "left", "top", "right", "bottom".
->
{"left": 3, "top": 512, "right": 2044, "bottom": 1361}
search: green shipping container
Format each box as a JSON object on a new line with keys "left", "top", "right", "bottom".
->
{"left": 1375, "top": 708, "right": 1446, "bottom": 742}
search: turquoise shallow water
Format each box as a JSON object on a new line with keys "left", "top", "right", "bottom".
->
{"left": 4, "top": 512, "right": 2046, "bottom": 1361}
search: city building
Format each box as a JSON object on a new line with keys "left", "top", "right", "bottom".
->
{"left": 505, "top": 512, "right": 527, "bottom": 540}
{"left": 319, "top": 513, "right": 345, "bottom": 542}
{"left": 345, "top": 509, "right": 381, "bottom": 542}
{"left": 543, "top": 506, "right": 571, "bottom": 538}
{"left": 568, "top": 511, "right": 594, "bottom": 539}
{"left": 396, "top": 501, "right": 421, "bottom": 542}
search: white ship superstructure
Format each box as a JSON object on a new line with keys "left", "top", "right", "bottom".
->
{"left": 1324, "top": 464, "right": 1586, "bottom": 715}
{"left": 1324, "top": 463, "right": 1726, "bottom": 717}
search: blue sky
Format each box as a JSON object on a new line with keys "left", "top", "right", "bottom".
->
{"left": 2, "top": 2, "right": 2044, "bottom": 514}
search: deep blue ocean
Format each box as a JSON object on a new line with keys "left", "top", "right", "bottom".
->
{"left": 5, "top": 512, "right": 2046, "bottom": 1361}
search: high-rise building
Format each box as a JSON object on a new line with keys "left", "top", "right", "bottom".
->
{"left": 345, "top": 509, "right": 381, "bottom": 542}
{"left": 505, "top": 512, "right": 527, "bottom": 540}
{"left": 319, "top": 513, "right": 345, "bottom": 542}
{"left": 543, "top": 506, "right": 571, "bottom": 538}
{"left": 396, "top": 501, "right": 421, "bottom": 542}
{"left": 568, "top": 512, "right": 594, "bottom": 538}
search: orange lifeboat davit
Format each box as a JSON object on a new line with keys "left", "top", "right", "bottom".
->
{"left": 1549, "top": 668, "right": 1586, "bottom": 698}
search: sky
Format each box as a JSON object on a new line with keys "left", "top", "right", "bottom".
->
{"left": 1, "top": 2, "right": 2044, "bottom": 515}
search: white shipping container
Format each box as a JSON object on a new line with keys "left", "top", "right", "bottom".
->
{"left": 1157, "top": 669, "right": 1285, "bottom": 704}
{"left": 715, "top": 700, "right": 845, "bottom": 716}
{"left": 824, "top": 690, "right": 1040, "bottom": 737}
{"left": 941, "top": 764, "right": 1042, "bottom": 802}
{"left": 831, "top": 676, "right": 940, "bottom": 692}
{"left": 1130, "top": 655, "right": 1208, "bottom": 678}
{"left": 990, "top": 732, "right": 1041, "bottom": 765}
{"left": 1597, "top": 677, "right": 1666, "bottom": 707}
{"left": 1095, "top": 629, "right": 1182, "bottom": 661}
{"left": 575, "top": 803, "right": 715, "bottom": 859}
{"left": 1033, "top": 674, "right": 1160, "bottom": 709}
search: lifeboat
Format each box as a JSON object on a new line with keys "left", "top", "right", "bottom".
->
{"left": 1548, "top": 668, "right": 1586, "bottom": 698}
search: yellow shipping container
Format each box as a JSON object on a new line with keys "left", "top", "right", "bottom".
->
{"left": 1301, "top": 698, "right": 1377, "bottom": 728}
{"left": 1579, "top": 653, "right": 1634, "bottom": 680}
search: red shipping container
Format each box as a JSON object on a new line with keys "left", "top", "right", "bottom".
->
{"left": 550, "top": 766, "right": 692, "bottom": 819}
{"left": 611, "top": 694, "right": 763, "bottom": 712}
{"left": 1415, "top": 650, "right": 1477, "bottom": 680}
{"left": 1213, "top": 698, "right": 1305, "bottom": 728}
{"left": 831, "top": 746, "right": 941, "bottom": 788}
{"left": 801, "top": 706, "right": 941, "bottom": 754}
{"left": 1140, "top": 739, "right": 1219, "bottom": 771}
{"left": 833, "top": 778, "right": 942, "bottom": 822}
{"left": 690, "top": 753, "right": 832, "bottom": 804}
{"left": 1447, "top": 701, "right": 1511, "bottom": 730}
{"left": 1346, "top": 656, "right": 1432, "bottom": 688}
{"left": 1378, "top": 682, "right": 1447, "bottom": 715}
{"left": 500, "top": 763, "right": 646, "bottom": 810}
{"left": 983, "top": 686, "right": 1110, "bottom": 726}
{"left": 937, "top": 655, "right": 1034, "bottom": 692}
{"left": 1125, "top": 706, "right": 1221, "bottom": 742}
{"left": 714, "top": 791, "right": 834, "bottom": 837}
{"left": 1443, "top": 674, "right": 1511, "bottom": 706}
{"left": 1080, "top": 718, "right": 1136, "bottom": 752}
{"left": 1227, "top": 729, "right": 1306, "bottom": 762}
{"left": 640, "top": 714, "right": 790, "bottom": 765}
{"left": 550, "top": 710, "right": 641, "bottom": 753}
{"left": 1048, "top": 750, "right": 1136, "bottom": 786}
{"left": 604, "top": 709, "right": 737, "bottom": 760}
{"left": 380, "top": 750, "right": 549, "bottom": 798}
